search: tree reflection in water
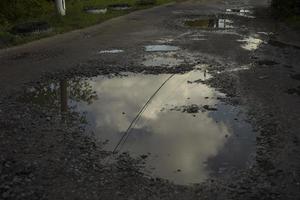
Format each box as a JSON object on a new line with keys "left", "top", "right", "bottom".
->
{"left": 20, "top": 77, "right": 98, "bottom": 122}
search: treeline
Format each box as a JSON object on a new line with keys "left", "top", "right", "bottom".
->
{"left": 272, "top": 0, "right": 300, "bottom": 17}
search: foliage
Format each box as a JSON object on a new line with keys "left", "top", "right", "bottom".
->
{"left": 271, "top": 0, "right": 300, "bottom": 17}
{"left": 0, "top": 0, "right": 53, "bottom": 23}
{"left": 20, "top": 78, "right": 98, "bottom": 108}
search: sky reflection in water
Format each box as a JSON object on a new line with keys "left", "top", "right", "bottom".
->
{"left": 68, "top": 71, "right": 255, "bottom": 184}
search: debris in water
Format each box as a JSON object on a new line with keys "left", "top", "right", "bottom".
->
{"left": 183, "top": 104, "right": 201, "bottom": 113}
{"left": 203, "top": 105, "right": 218, "bottom": 111}
{"left": 140, "top": 155, "right": 148, "bottom": 159}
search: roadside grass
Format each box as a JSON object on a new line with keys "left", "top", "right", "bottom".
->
{"left": 271, "top": 0, "right": 300, "bottom": 28}
{"left": 285, "top": 15, "right": 300, "bottom": 28}
{"left": 0, "top": 0, "right": 174, "bottom": 48}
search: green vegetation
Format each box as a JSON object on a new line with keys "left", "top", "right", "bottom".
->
{"left": 0, "top": 0, "right": 173, "bottom": 48}
{"left": 271, "top": 0, "right": 300, "bottom": 27}
{"left": 271, "top": 0, "right": 300, "bottom": 17}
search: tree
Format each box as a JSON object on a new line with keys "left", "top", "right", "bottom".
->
{"left": 0, "top": 0, "right": 52, "bottom": 22}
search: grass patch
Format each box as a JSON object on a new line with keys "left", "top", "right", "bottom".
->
{"left": 283, "top": 15, "right": 300, "bottom": 28}
{"left": 271, "top": 0, "right": 300, "bottom": 28}
{"left": 0, "top": 0, "right": 174, "bottom": 48}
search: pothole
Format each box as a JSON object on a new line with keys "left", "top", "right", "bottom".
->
{"left": 184, "top": 17, "right": 234, "bottom": 29}
{"left": 21, "top": 69, "right": 256, "bottom": 185}
{"left": 97, "top": 49, "right": 124, "bottom": 54}
{"left": 226, "top": 8, "right": 254, "bottom": 18}
{"left": 237, "top": 35, "right": 263, "bottom": 51}
{"left": 144, "top": 45, "right": 180, "bottom": 52}
{"left": 142, "top": 50, "right": 197, "bottom": 68}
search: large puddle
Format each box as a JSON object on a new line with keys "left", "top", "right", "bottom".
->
{"left": 21, "top": 70, "right": 255, "bottom": 185}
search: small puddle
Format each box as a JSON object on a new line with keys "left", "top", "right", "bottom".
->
{"left": 145, "top": 45, "right": 180, "bottom": 52}
{"left": 98, "top": 49, "right": 124, "bottom": 54}
{"left": 237, "top": 35, "right": 263, "bottom": 51}
{"left": 184, "top": 18, "right": 234, "bottom": 29}
{"left": 226, "top": 8, "right": 254, "bottom": 18}
{"left": 21, "top": 70, "right": 255, "bottom": 185}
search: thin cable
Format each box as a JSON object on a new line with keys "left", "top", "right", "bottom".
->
{"left": 112, "top": 74, "right": 175, "bottom": 154}
{"left": 118, "top": 72, "right": 193, "bottom": 152}
{"left": 119, "top": 70, "right": 199, "bottom": 152}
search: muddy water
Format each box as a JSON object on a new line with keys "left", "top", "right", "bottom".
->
{"left": 22, "top": 70, "right": 255, "bottom": 185}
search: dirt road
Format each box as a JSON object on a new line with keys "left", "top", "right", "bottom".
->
{"left": 1, "top": 0, "right": 299, "bottom": 199}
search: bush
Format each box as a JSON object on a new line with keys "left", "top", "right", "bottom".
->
{"left": 272, "top": 0, "right": 300, "bottom": 17}
{"left": 0, "top": 0, "right": 53, "bottom": 23}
